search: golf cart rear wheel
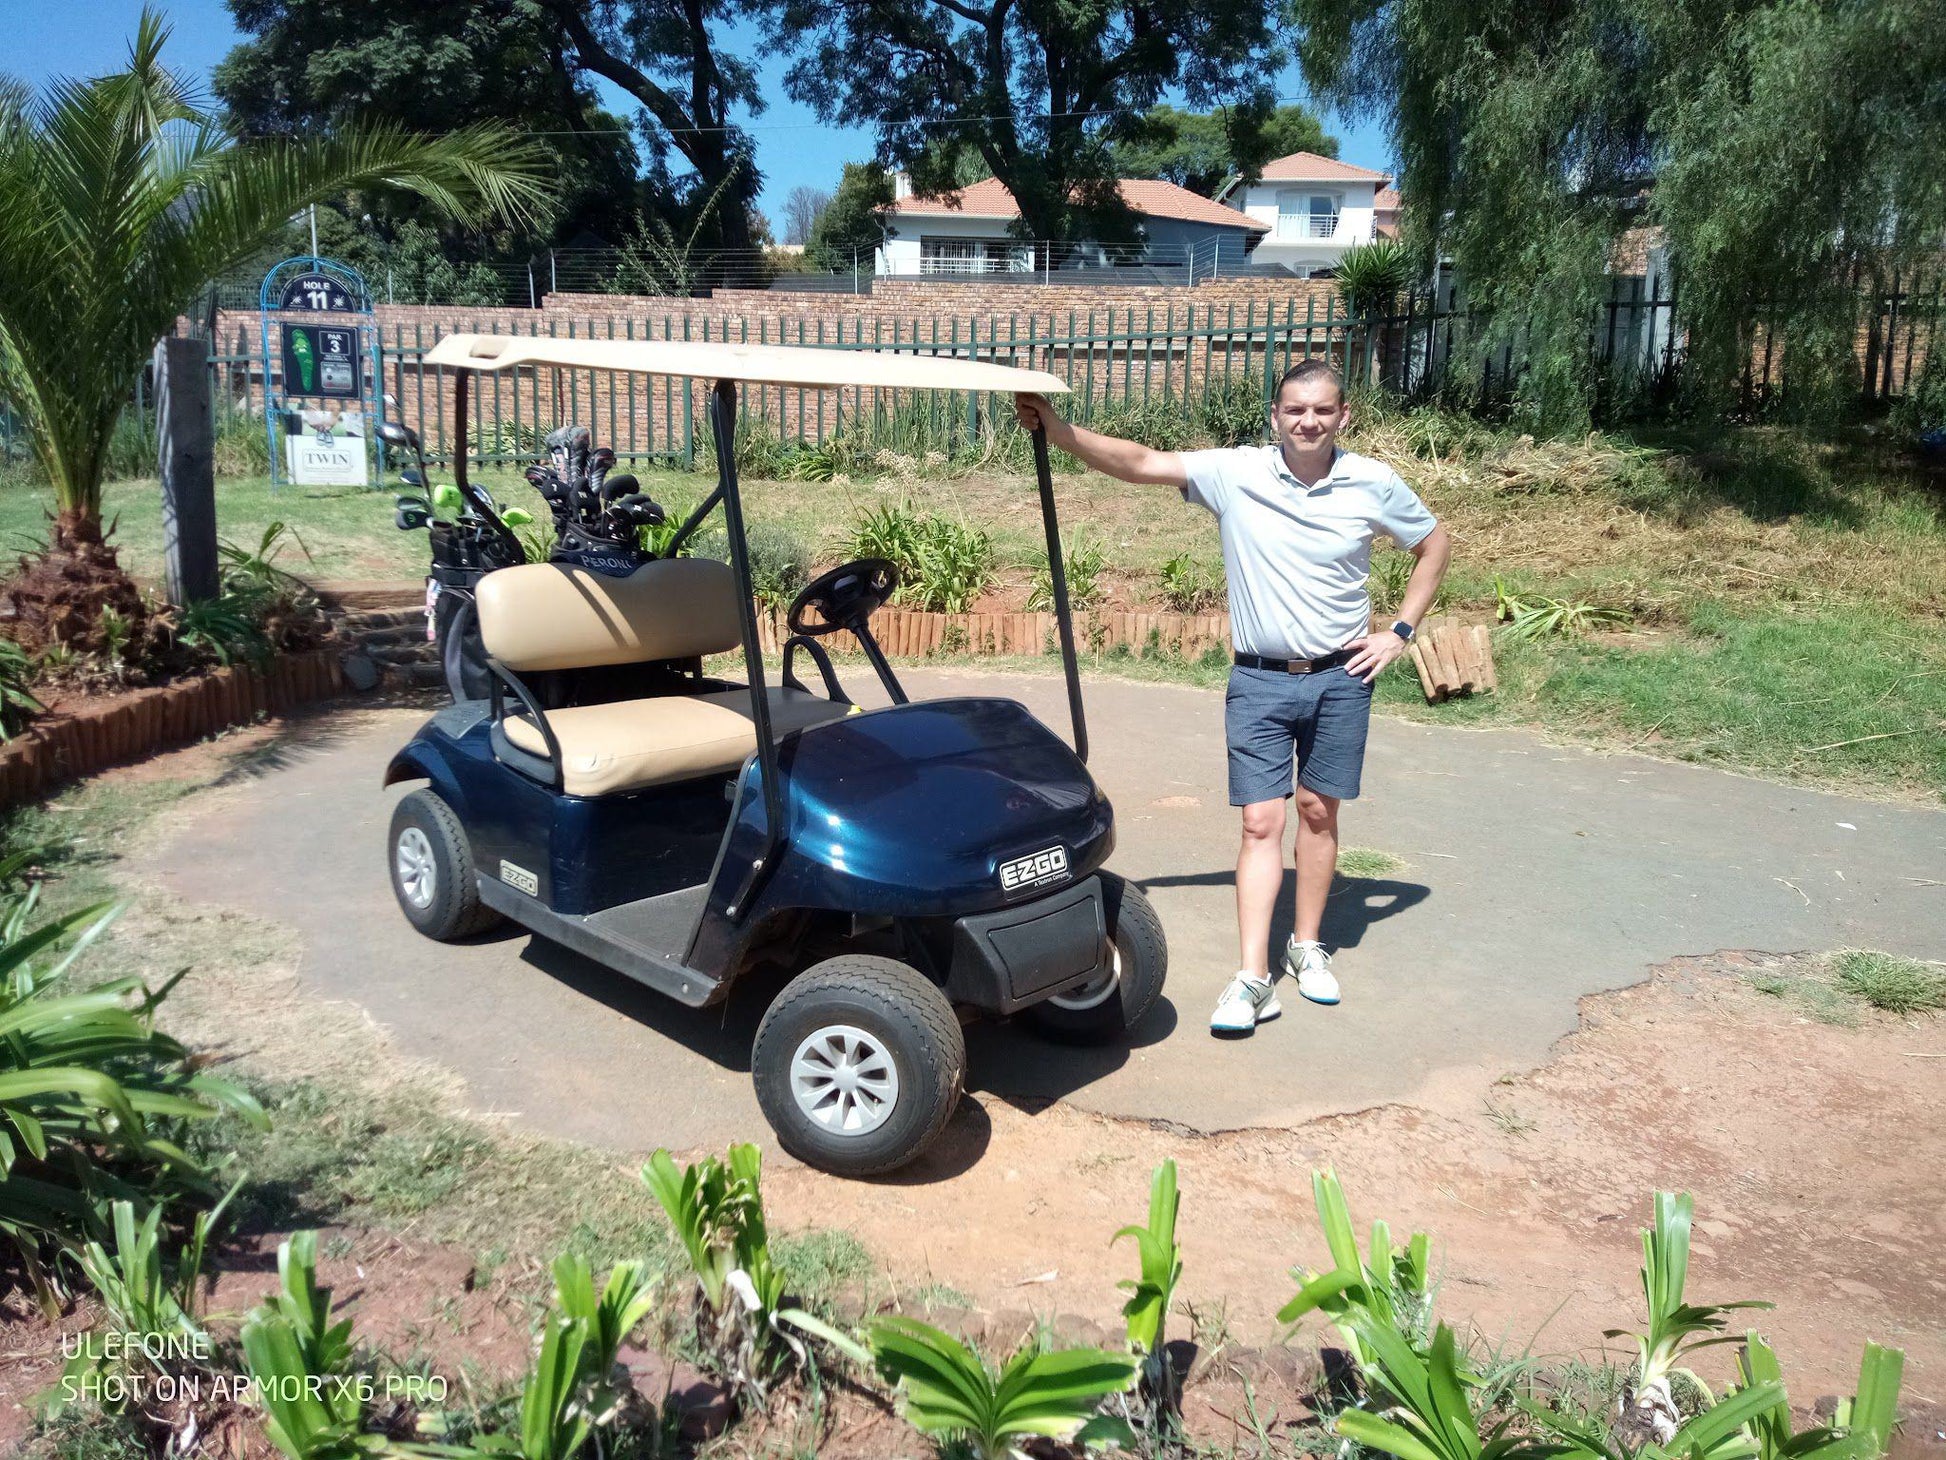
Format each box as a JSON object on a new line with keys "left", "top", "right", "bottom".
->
{"left": 388, "top": 789, "right": 502, "bottom": 941}
{"left": 1022, "top": 872, "right": 1166, "bottom": 1045}
{"left": 753, "top": 956, "right": 965, "bottom": 1177}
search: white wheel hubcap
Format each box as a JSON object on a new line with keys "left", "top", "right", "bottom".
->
{"left": 396, "top": 826, "right": 437, "bottom": 909}
{"left": 1047, "top": 943, "right": 1123, "bottom": 1012}
{"left": 789, "top": 1024, "right": 899, "bottom": 1137}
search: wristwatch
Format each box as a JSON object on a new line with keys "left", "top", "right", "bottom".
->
{"left": 1390, "top": 620, "right": 1415, "bottom": 643}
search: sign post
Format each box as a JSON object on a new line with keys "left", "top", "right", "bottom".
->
{"left": 259, "top": 256, "right": 379, "bottom": 489}
{"left": 155, "top": 335, "right": 219, "bottom": 605}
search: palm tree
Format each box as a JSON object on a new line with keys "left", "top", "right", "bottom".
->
{"left": 0, "top": 9, "right": 552, "bottom": 648}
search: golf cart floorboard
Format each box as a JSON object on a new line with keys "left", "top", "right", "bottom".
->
{"left": 477, "top": 879, "right": 718, "bottom": 1007}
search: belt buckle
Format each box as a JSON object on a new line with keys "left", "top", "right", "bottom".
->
{"left": 1287, "top": 658, "right": 1313, "bottom": 674}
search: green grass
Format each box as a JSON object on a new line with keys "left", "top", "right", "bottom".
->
{"left": 1830, "top": 949, "right": 1946, "bottom": 1015}
{"left": 1749, "top": 950, "right": 1944, "bottom": 1024}
{"left": 1337, "top": 846, "right": 1405, "bottom": 878}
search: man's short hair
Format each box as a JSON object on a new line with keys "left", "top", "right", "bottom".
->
{"left": 1276, "top": 358, "right": 1345, "bottom": 406}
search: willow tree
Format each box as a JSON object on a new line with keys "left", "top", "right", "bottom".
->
{"left": 1293, "top": 0, "right": 1946, "bottom": 426}
{"left": 0, "top": 10, "right": 551, "bottom": 647}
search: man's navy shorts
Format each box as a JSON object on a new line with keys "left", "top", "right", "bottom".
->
{"left": 1224, "top": 664, "right": 1374, "bottom": 805}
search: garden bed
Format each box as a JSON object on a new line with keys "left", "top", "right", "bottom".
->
{"left": 0, "top": 649, "right": 343, "bottom": 808}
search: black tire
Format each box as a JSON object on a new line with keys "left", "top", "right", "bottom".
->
{"left": 388, "top": 789, "right": 502, "bottom": 941}
{"left": 1021, "top": 872, "right": 1168, "bottom": 1045}
{"left": 752, "top": 956, "right": 966, "bottom": 1177}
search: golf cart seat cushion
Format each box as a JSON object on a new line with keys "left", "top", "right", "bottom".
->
{"left": 477, "top": 558, "right": 741, "bottom": 672}
{"left": 500, "top": 687, "right": 850, "bottom": 796}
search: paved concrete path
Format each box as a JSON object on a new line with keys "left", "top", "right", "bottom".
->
{"left": 156, "top": 672, "right": 1945, "bottom": 1153}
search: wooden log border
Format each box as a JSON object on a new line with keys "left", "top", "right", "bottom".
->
{"left": 751, "top": 605, "right": 1235, "bottom": 664}
{"left": 0, "top": 650, "right": 345, "bottom": 811}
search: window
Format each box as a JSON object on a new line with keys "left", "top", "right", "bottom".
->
{"left": 919, "top": 237, "right": 1023, "bottom": 275}
{"left": 1275, "top": 190, "right": 1341, "bottom": 240}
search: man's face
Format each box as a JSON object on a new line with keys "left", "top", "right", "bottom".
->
{"left": 1272, "top": 376, "right": 1349, "bottom": 457}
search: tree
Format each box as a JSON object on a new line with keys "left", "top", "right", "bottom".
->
{"left": 537, "top": 0, "right": 768, "bottom": 278}
{"left": 804, "top": 163, "right": 894, "bottom": 272}
{"left": 1292, "top": 0, "right": 1946, "bottom": 425}
{"left": 0, "top": 11, "right": 550, "bottom": 648}
{"left": 216, "top": 0, "right": 638, "bottom": 246}
{"left": 781, "top": 185, "right": 831, "bottom": 246}
{"left": 1109, "top": 103, "right": 1337, "bottom": 197}
{"left": 771, "top": 0, "right": 1281, "bottom": 261}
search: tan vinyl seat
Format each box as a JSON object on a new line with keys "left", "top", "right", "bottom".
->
{"left": 500, "top": 686, "right": 848, "bottom": 796}
{"left": 476, "top": 559, "right": 848, "bottom": 797}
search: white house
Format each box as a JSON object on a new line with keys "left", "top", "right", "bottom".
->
{"left": 878, "top": 175, "right": 1267, "bottom": 277}
{"left": 1215, "top": 153, "right": 1394, "bottom": 277}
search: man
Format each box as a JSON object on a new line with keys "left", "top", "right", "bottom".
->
{"left": 1015, "top": 359, "right": 1451, "bottom": 1034}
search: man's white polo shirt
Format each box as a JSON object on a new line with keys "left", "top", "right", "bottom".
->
{"left": 1181, "top": 444, "right": 1436, "bottom": 660}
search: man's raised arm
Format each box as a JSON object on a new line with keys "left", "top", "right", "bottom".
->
{"left": 1014, "top": 393, "right": 1188, "bottom": 489}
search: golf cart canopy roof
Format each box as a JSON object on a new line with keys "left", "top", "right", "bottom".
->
{"left": 422, "top": 333, "right": 1071, "bottom": 395}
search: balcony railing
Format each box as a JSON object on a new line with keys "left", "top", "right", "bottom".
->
{"left": 1275, "top": 214, "right": 1341, "bottom": 240}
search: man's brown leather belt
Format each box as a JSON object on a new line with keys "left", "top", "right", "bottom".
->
{"left": 1233, "top": 649, "right": 1356, "bottom": 674}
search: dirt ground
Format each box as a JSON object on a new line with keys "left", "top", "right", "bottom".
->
{"left": 6, "top": 724, "right": 1944, "bottom": 1457}
{"left": 752, "top": 950, "right": 1946, "bottom": 1406}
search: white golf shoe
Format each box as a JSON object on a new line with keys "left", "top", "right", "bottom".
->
{"left": 1285, "top": 939, "right": 1341, "bottom": 1005}
{"left": 1210, "top": 973, "right": 1281, "bottom": 1034}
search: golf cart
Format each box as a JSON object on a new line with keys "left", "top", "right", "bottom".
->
{"left": 381, "top": 334, "right": 1166, "bottom": 1175}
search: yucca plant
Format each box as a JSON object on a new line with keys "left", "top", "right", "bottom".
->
{"left": 1738, "top": 1335, "right": 1904, "bottom": 1460}
{"left": 1335, "top": 239, "right": 1417, "bottom": 316}
{"left": 48, "top": 1190, "right": 235, "bottom": 1417}
{"left": 239, "top": 1231, "right": 378, "bottom": 1460}
{"left": 1278, "top": 1168, "right": 1434, "bottom": 1374}
{"left": 0, "top": 893, "right": 264, "bottom": 1305}
{"left": 640, "top": 1143, "right": 848, "bottom": 1400}
{"left": 1606, "top": 1192, "right": 1771, "bottom": 1446}
{"left": 867, "top": 1315, "right": 1137, "bottom": 1460}
{"left": 1027, "top": 534, "right": 1108, "bottom": 612}
{"left": 1493, "top": 578, "right": 1632, "bottom": 640}
{"left": 0, "top": 8, "right": 549, "bottom": 651}
{"left": 0, "top": 635, "right": 44, "bottom": 739}
{"left": 1113, "top": 1158, "right": 1184, "bottom": 1436}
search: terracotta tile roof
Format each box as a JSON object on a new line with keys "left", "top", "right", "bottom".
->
{"left": 891, "top": 176, "right": 1267, "bottom": 232}
{"left": 1374, "top": 186, "right": 1401, "bottom": 211}
{"left": 1256, "top": 151, "right": 1391, "bottom": 183}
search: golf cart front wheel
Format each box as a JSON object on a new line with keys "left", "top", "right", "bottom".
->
{"left": 388, "top": 789, "right": 502, "bottom": 941}
{"left": 753, "top": 956, "right": 965, "bottom": 1177}
{"left": 1022, "top": 872, "right": 1167, "bottom": 1044}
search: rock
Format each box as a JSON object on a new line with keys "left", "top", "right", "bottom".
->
{"left": 340, "top": 653, "right": 380, "bottom": 691}
{"left": 616, "top": 1345, "right": 733, "bottom": 1440}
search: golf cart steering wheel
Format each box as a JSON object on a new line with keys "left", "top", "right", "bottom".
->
{"left": 788, "top": 558, "right": 899, "bottom": 637}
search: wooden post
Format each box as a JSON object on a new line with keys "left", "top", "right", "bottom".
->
{"left": 155, "top": 335, "right": 219, "bottom": 605}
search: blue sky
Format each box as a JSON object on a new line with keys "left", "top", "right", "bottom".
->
{"left": 23, "top": 1, "right": 1397, "bottom": 225}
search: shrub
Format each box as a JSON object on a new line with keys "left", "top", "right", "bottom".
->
{"left": 745, "top": 522, "right": 815, "bottom": 613}
{"left": 1199, "top": 373, "right": 1270, "bottom": 447}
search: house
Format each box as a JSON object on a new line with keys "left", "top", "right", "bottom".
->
{"left": 879, "top": 175, "right": 1267, "bottom": 277}
{"left": 1215, "top": 152, "right": 1394, "bottom": 277}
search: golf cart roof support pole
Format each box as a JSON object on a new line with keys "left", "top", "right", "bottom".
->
{"left": 711, "top": 378, "right": 786, "bottom": 920}
{"left": 453, "top": 370, "right": 470, "bottom": 492}
{"left": 1031, "top": 425, "right": 1089, "bottom": 763}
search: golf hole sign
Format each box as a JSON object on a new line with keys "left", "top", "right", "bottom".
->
{"left": 282, "top": 323, "right": 358, "bottom": 399}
